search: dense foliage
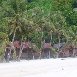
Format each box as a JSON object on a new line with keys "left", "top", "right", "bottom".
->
{"left": 0, "top": 0, "right": 77, "bottom": 53}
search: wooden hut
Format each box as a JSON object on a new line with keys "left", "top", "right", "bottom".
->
{"left": 41, "top": 43, "right": 52, "bottom": 59}
{"left": 9, "top": 42, "right": 15, "bottom": 60}
{"left": 21, "top": 41, "right": 33, "bottom": 59}
{"left": 70, "top": 45, "right": 77, "bottom": 57}
{"left": 21, "top": 41, "right": 40, "bottom": 60}
{"left": 58, "top": 44, "right": 75, "bottom": 58}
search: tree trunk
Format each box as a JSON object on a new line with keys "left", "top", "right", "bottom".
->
{"left": 32, "top": 53, "right": 35, "bottom": 60}
{"left": 49, "top": 50, "right": 51, "bottom": 58}
{"left": 41, "top": 31, "right": 43, "bottom": 48}
{"left": 19, "top": 45, "right": 22, "bottom": 61}
{"left": 12, "top": 32, "right": 15, "bottom": 42}
{"left": 50, "top": 32, "right": 53, "bottom": 45}
{"left": 12, "top": 32, "right": 16, "bottom": 60}
{"left": 40, "top": 31, "right": 43, "bottom": 59}
{"left": 19, "top": 36, "right": 23, "bottom": 60}
{"left": 39, "top": 51, "right": 42, "bottom": 59}
{"left": 58, "top": 35, "right": 61, "bottom": 52}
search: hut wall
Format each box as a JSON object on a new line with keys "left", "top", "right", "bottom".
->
{"left": 27, "top": 49, "right": 33, "bottom": 59}
{"left": 73, "top": 48, "right": 77, "bottom": 56}
{"left": 41, "top": 48, "right": 51, "bottom": 59}
{"left": 59, "top": 49, "right": 69, "bottom": 58}
{"left": 63, "top": 50, "right": 69, "bottom": 57}
{"left": 21, "top": 49, "right": 28, "bottom": 59}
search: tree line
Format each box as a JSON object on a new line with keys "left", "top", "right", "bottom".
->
{"left": 0, "top": 0, "right": 77, "bottom": 58}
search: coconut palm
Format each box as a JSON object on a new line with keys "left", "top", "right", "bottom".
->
{"left": 49, "top": 11, "right": 66, "bottom": 51}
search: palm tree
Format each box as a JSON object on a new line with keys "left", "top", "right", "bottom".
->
{"left": 0, "top": 0, "right": 32, "bottom": 60}
{"left": 50, "top": 11, "right": 66, "bottom": 51}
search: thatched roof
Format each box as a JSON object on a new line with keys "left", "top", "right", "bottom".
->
{"left": 43, "top": 43, "right": 52, "bottom": 49}
{"left": 22, "top": 41, "right": 32, "bottom": 48}
{"left": 13, "top": 41, "right": 21, "bottom": 48}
